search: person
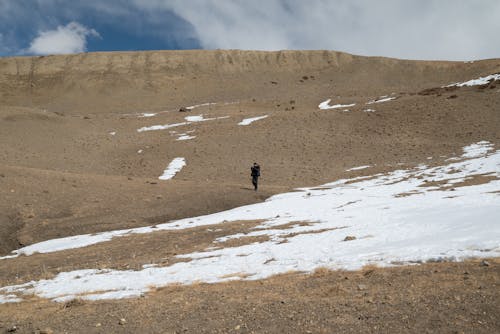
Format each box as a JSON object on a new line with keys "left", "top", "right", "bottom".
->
{"left": 250, "top": 162, "right": 261, "bottom": 191}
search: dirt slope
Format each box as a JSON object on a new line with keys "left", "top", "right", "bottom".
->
{"left": 0, "top": 50, "right": 499, "bottom": 333}
{"left": 1, "top": 50, "right": 499, "bottom": 249}
{"left": 1, "top": 50, "right": 499, "bottom": 114}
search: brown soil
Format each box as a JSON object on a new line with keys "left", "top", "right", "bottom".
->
{"left": 1, "top": 50, "right": 499, "bottom": 332}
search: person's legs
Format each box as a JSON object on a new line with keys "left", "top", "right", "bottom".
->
{"left": 252, "top": 176, "right": 258, "bottom": 190}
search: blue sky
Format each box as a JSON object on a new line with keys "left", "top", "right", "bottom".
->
{"left": 1, "top": 0, "right": 499, "bottom": 60}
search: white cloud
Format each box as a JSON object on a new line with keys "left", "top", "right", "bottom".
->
{"left": 28, "top": 22, "right": 100, "bottom": 55}
{"left": 131, "top": 0, "right": 500, "bottom": 60}
{"left": 2, "top": 1, "right": 500, "bottom": 60}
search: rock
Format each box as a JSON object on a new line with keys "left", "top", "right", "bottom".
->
{"left": 95, "top": 323, "right": 102, "bottom": 327}
{"left": 179, "top": 107, "right": 188, "bottom": 112}
{"left": 343, "top": 236, "right": 357, "bottom": 241}
{"left": 119, "top": 318, "right": 127, "bottom": 325}
{"left": 357, "top": 284, "right": 367, "bottom": 291}
{"left": 234, "top": 325, "right": 241, "bottom": 330}
{"left": 39, "top": 329, "right": 53, "bottom": 334}
{"left": 7, "top": 326, "right": 17, "bottom": 332}
{"left": 63, "top": 298, "right": 85, "bottom": 308}
{"left": 480, "top": 260, "right": 490, "bottom": 267}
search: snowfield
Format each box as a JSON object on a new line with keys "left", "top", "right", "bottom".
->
{"left": 0, "top": 141, "right": 499, "bottom": 303}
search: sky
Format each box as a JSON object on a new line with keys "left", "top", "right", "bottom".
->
{"left": 0, "top": 0, "right": 499, "bottom": 60}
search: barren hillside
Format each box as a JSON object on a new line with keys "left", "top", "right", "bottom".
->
{"left": 0, "top": 50, "right": 499, "bottom": 333}
{"left": 2, "top": 50, "right": 499, "bottom": 113}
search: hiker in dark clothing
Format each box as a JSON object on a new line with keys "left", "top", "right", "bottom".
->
{"left": 250, "top": 163, "right": 261, "bottom": 191}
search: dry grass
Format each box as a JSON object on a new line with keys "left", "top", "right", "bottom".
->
{"left": 63, "top": 298, "right": 86, "bottom": 309}
{"left": 218, "top": 272, "right": 253, "bottom": 280}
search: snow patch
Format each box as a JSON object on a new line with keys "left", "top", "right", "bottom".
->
{"left": 185, "top": 115, "right": 207, "bottom": 122}
{"left": 346, "top": 165, "right": 371, "bottom": 171}
{"left": 137, "top": 114, "right": 229, "bottom": 132}
{"left": 177, "top": 135, "right": 196, "bottom": 141}
{"left": 461, "top": 141, "right": 493, "bottom": 158}
{"left": 0, "top": 294, "right": 22, "bottom": 303}
{"left": 318, "top": 99, "right": 355, "bottom": 110}
{"left": 238, "top": 115, "right": 269, "bottom": 126}
{"left": 159, "top": 157, "right": 186, "bottom": 180}
{"left": 137, "top": 122, "right": 188, "bottom": 132}
{"left": 171, "top": 130, "right": 196, "bottom": 141}
{"left": 367, "top": 96, "right": 396, "bottom": 104}
{"left": 139, "top": 113, "right": 157, "bottom": 118}
{"left": 446, "top": 73, "right": 500, "bottom": 87}
{"left": 186, "top": 102, "right": 216, "bottom": 110}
